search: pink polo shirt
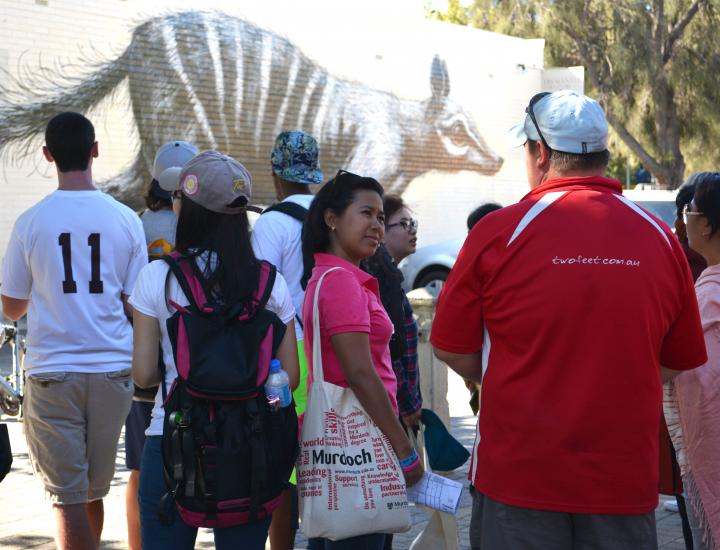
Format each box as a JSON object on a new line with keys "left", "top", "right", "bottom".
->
{"left": 302, "top": 253, "right": 398, "bottom": 415}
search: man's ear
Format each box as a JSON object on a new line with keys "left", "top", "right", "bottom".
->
{"left": 42, "top": 145, "right": 54, "bottom": 163}
{"left": 537, "top": 141, "right": 551, "bottom": 170}
{"left": 91, "top": 141, "right": 99, "bottom": 158}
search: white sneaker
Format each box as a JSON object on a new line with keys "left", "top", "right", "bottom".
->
{"left": 663, "top": 499, "right": 679, "bottom": 513}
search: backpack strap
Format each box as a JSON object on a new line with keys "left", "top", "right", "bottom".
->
{"left": 234, "top": 261, "right": 276, "bottom": 322}
{"left": 161, "top": 252, "right": 210, "bottom": 312}
{"left": 253, "top": 261, "right": 277, "bottom": 310}
{"left": 261, "top": 204, "right": 307, "bottom": 328}
{"left": 261, "top": 201, "right": 308, "bottom": 223}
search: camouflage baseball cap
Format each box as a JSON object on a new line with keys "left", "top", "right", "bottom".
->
{"left": 270, "top": 131, "right": 323, "bottom": 185}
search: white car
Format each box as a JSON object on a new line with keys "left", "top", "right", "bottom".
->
{"left": 401, "top": 189, "right": 678, "bottom": 295}
{"left": 400, "top": 239, "right": 462, "bottom": 295}
{"left": 623, "top": 188, "right": 677, "bottom": 228}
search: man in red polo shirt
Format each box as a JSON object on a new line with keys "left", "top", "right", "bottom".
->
{"left": 431, "top": 90, "right": 707, "bottom": 549}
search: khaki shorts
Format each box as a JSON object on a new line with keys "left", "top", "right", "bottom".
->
{"left": 24, "top": 369, "right": 133, "bottom": 505}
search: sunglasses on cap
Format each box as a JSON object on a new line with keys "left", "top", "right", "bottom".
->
{"left": 526, "top": 92, "right": 551, "bottom": 148}
{"left": 332, "top": 169, "right": 363, "bottom": 183}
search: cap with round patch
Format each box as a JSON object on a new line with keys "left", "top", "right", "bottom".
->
{"left": 177, "top": 151, "right": 256, "bottom": 215}
{"left": 182, "top": 174, "right": 199, "bottom": 195}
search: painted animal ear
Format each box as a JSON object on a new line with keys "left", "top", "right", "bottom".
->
{"left": 430, "top": 55, "right": 450, "bottom": 100}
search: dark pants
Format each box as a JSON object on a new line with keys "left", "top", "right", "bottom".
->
{"left": 668, "top": 441, "right": 694, "bottom": 550}
{"left": 139, "top": 436, "right": 271, "bottom": 550}
{"left": 307, "top": 534, "right": 386, "bottom": 550}
{"left": 676, "top": 494, "right": 694, "bottom": 550}
{"left": 470, "top": 489, "right": 657, "bottom": 550}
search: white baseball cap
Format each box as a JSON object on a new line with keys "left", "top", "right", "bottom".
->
{"left": 153, "top": 141, "right": 198, "bottom": 189}
{"left": 509, "top": 90, "right": 609, "bottom": 154}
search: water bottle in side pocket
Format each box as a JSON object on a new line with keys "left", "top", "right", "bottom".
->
{"left": 265, "top": 359, "right": 292, "bottom": 408}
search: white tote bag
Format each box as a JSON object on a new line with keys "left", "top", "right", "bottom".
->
{"left": 298, "top": 267, "right": 412, "bottom": 540}
{"left": 409, "top": 425, "right": 460, "bottom": 550}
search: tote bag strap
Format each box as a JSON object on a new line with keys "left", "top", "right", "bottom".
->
{"left": 311, "top": 266, "right": 342, "bottom": 384}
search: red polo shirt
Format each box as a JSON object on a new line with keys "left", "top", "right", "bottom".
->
{"left": 431, "top": 176, "right": 707, "bottom": 514}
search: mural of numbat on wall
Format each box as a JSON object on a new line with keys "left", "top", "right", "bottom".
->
{"left": 0, "top": 11, "right": 503, "bottom": 206}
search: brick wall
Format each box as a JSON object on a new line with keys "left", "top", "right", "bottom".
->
{"left": 0, "top": 0, "right": 579, "bottom": 280}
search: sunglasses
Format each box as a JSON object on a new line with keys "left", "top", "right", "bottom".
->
{"left": 172, "top": 190, "right": 183, "bottom": 200}
{"left": 386, "top": 218, "right": 418, "bottom": 232}
{"left": 332, "top": 169, "right": 363, "bottom": 184}
{"left": 683, "top": 204, "right": 705, "bottom": 225}
{"left": 526, "top": 91, "right": 551, "bottom": 147}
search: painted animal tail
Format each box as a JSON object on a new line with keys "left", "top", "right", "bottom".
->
{"left": 0, "top": 46, "right": 131, "bottom": 169}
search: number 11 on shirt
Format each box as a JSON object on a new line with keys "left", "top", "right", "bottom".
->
{"left": 58, "top": 233, "right": 104, "bottom": 294}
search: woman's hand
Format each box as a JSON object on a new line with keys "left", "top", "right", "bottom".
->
{"left": 397, "top": 449, "right": 424, "bottom": 487}
{"left": 401, "top": 409, "right": 422, "bottom": 428}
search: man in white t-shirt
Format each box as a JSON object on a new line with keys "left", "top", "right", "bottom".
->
{"left": 1, "top": 112, "right": 146, "bottom": 550}
{"left": 251, "top": 130, "right": 323, "bottom": 550}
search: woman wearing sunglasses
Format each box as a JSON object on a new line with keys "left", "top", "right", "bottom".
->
{"left": 301, "top": 173, "right": 423, "bottom": 550}
{"left": 362, "top": 195, "right": 422, "bottom": 550}
{"left": 669, "top": 171, "right": 720, "bottom": 549}
{"left": 363, "top": 195, "right": 422, "bottom": 429}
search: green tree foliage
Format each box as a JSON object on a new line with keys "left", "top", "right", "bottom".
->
{"left": 427, "top": 0, "right": 720, "bottom": 187}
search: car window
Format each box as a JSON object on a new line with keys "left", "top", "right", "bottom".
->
{"left": 635, "top": 201, "right": 676, "bottom": 228}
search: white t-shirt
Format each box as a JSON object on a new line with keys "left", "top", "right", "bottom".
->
{"left": 129, "top": 258, "right": 295, "bottom": 436}
{"left": 251, "top": 194, "right": 314, "bottom": 340}
{"left": 140, "top": 208, "right": 177, "bottom": 256}
{"left": 1, "top": 190, "right": 147, "bottom": 374}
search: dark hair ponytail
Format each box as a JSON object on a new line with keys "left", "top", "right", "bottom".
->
{"left": 301, "top": 171, "right": 384, "bottom": 288}
{"left": 175, "top": 198, "right": 259, "bottom": 305}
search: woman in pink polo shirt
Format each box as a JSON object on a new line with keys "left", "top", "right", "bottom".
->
{"left": 301, "top": 170, "right": 423, "bottom": 550}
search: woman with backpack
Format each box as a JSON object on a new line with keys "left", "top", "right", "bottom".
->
{"left": 130, "top": 151, "right": 300, "bottom": 549}
{"left": 301, "top": 171, "right": 424, "bottom": 550}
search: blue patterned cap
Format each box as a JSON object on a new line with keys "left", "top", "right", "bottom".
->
{"left": 271, "top": 131, "right": 323, "bottom": 185}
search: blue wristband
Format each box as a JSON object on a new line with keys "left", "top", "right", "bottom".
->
{"left": 399, "top": 449, "right": 418, "bottom": 468}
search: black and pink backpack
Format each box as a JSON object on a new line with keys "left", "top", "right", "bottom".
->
{"left": 158, "top": 251, "right": 298, "bottom": 528}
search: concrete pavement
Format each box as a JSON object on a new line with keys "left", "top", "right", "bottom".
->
{"left": 0, "top": 414, "right": 687, "bottom": 550}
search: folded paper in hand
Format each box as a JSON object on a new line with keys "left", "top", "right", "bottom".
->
{"left": 406, "top": 472, "right": 463, "bottom": 515}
